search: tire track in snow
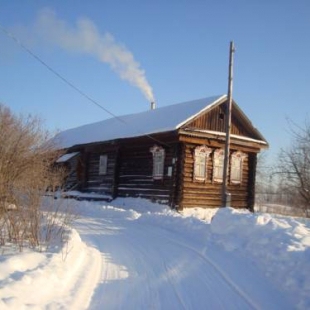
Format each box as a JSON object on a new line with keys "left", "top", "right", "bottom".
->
{"left": 162, "top": 261, "right": 187, "bottom": 310}
{"left": 148, "top": 225, "right": 260, "bottom": 310}
{"left": 122, "top": 222, "right": 252, "bottom": 310}
{"left": 121, "top": 231, "right": 175, "bottom": 310}
{"left": 75, "top": 208, "right": 259, "bottom": 309}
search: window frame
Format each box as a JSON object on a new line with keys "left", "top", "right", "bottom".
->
{"left": 193, "top": 145, "right": 212, "bottom": 182}
{"left": 150, "top": 145, "right": 165, "bottom": 180}
{"left": 213, "top": 149, "right": 225, "bottom": 183}
{"left": 230, "top": 151, "right": 247, "bottom": 184}
{"left": 99, "top": 154, "right": 108, "bottom": 175}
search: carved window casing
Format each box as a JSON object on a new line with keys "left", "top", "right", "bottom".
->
{"left": 194, "top": 146, "right": 212, "bottom": 182}
{"left": 230, "top": 151, "right": 247, "bottom": 184}
{"left": 213, "top": 149, "right": 225, "bottom": 183}
{"left": 150, "top": 145, "right": 165, "bottom": 180}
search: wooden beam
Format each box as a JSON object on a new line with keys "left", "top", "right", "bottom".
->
{"left": 178, "top": 134, "right": 262, "bottom": 153}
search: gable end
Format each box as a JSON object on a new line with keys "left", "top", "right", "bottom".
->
{"left": 181, "top": 100, "right": 266, "bottom": 142}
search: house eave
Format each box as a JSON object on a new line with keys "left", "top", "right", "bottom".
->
{"left": 66, "top": 130, "right": 179, "bottom": 152}
{"left": 179, "top": 128, "right": 269, "bottom": 149}
{"left": 56, "top": 151, "right": 80, "bottom": 163}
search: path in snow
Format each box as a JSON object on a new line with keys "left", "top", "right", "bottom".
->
{"left": 74, "top": 203, "right": 293, "bottom": 310}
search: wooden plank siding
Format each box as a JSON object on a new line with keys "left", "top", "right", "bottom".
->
{"left": 186, "top": 102, "right": 259, "bottom": 139}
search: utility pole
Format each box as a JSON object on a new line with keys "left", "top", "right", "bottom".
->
{"left": 222, "top": 41, "right": 235, "bottom": 207}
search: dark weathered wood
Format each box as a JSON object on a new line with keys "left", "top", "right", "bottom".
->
{"left": 247, "top": 153, "right": 257, "bottom": 211}
{"left": 115, "top": 139, "right": 178, "bottom": 202}
{"left": 61, "top": 98, "right": 266, "bottom": 210}
{"left": 185, "top": 100, "right": 263, "bottom": 141}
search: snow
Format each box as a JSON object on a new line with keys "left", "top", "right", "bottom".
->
{"left": 1, "top": 198, "right": 310, "bottom": 309}
{"left": 56, "top": 151, "right": 80, "bottom": 163}
{"left": 53, "top": 95, "right": 226, "bottom": 149}
{"left": 61, "top": 190, "right": 112, "bottom": 201}
{"left": 0, "top": 228, "right": 101, "bottom": 309}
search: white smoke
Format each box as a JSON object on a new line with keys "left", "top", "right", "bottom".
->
{"left": 33, "top": 8, "right": 154, "bottom": 102}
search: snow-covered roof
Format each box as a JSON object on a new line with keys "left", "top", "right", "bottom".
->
{"left": 54, "top": 95, "right": 227, "bottom": 149}
{"left": 56, "top": 152, "right": 80, "bottom": 163}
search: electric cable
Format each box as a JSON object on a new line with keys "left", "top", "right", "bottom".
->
{"left": 0, "top": 24, "right": 170, "bottom": 147}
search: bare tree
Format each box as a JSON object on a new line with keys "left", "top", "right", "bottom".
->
{"left": 277, "top": 118, "right": 310, "bottom": 217}
{"left": 0, "top": 104, "right": 67, "bottom": 250}
{"left": 255, "top": 151, "right": 273, "bottom": 204}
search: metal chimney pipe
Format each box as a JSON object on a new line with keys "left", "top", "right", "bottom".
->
{"left": 151, "top": 101, "right": 156, "bottom": 110}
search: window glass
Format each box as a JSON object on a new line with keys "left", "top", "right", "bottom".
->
{"left": 99, "top": 154, "right": 108, "bottom": 175}
{"left": 231, "top": 151, "right": 246, "bottom": 184}
{"left": 150, "top": 145, "right": 165, "bottom": 179}
{"left": 213, "top": 149, "right": 224, "bottom": 183}
{"left": 194, "top": 146, "right": 212, "bottom": 181}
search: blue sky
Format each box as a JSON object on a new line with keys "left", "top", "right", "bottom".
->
{"left": 0, "top": 1, "right": 309, "bottom": 165}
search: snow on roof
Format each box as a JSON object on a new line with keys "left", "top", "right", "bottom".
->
{"left": 56, "top": 152, "right": 80, "bottom": 163}
{"left": 53, "top": 95, "right": 226, "bottom": 149}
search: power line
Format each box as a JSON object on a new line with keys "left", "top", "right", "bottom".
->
{"left": 0, "top": 24, "right": 169, "bottom": 147}
{"left": 0, "top": 24, "right": 123, "bottom": 120}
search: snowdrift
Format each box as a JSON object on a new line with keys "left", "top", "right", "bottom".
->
{"left": 0, "top": 198, "right": 309, "bottom": 309}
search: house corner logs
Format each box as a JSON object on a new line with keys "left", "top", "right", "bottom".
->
{"left": 176, "top": 132, "right": 261, "bottom": 210}
{"left": 55, "top": 96, "right": 266, "bottom": 210}
{"left": 61, "top": 133, "right": 259, "bottom": 211}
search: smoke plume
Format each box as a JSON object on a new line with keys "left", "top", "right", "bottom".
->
{"left": 33, "top": 8, "right": 154, "bottom": 102}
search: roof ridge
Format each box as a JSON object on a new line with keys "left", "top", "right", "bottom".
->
{"left": 53, "top": 94, "right": 236, "bottom": 149}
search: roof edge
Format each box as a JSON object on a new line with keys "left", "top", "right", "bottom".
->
{"left": 179, "top": 128, "right": 269, "bottom": 149}
{"left": 232, "top": 100, "right": 268, "bottom": 144}
{"left": 175, "top": 94, "right": 227, "bottom": 129}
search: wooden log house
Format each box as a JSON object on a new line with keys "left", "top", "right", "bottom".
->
{"left": 54, "top": 95, "right": 268, "bottom": 211}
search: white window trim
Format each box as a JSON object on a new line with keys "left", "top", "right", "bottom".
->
{"left": 213, "top": 149, "right": 224, "bottom": 183}
{"left": 150, "top": 145, "right": 165, "bottom": 180}
{"left": 194, "top": 146, "right": 212, "bottom": 182}
{"left": 99, "top": 154, "right": 108, "bottom": 175}
{"left": 230, "top": 151, "right": 247, "bottom": 184}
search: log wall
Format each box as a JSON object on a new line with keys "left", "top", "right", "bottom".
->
{"left": 178, "top": 142, "right": 257, "bottom": 210}
{"left": 61, "top": 155, "right": 81, "bottom": 191}
{"left": 82, "top": 144, "right": 119, "bottom": 197}
{"left": 117, "top": 139, "right": 178, "bottom": 203}
{"left": 66, "top": 128, "right": 259, "bottom": 210}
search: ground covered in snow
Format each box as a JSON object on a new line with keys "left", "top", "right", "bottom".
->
{"left": 0, "top": 197, "right": 310, "bottom": 309}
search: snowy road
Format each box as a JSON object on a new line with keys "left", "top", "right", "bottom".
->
{"left": 1, "top": 198, "right": 309, "bottom": 309}
{"left": 74, "top": 201, "right": 293, "bottom": 310}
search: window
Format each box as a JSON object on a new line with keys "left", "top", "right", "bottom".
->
{"left": 230, "top": 151, "right": 247, "bottom": 184}
{"left": 99, "top": 154, "right": 108, "bottom": 175}
{"left": 150, "top": 145, "right": 165, "bottom": 180}
{"left": 194, "top": 146, "right": 212, "bottom": 181}
{"left": 213, "top": 149, "right": 224, "bottom": 183}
